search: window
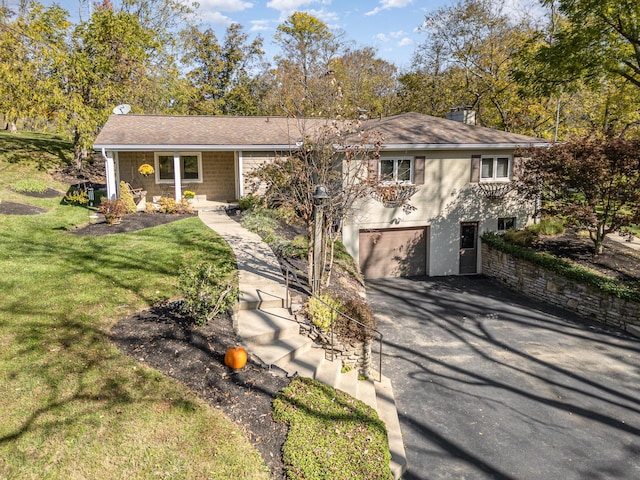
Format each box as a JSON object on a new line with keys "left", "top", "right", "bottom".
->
{"left": 155, "top": 153, "right": 202, "bottom": 183}
{"left": 379, "top": 158, "right": 413, "bottom": 183}
{"left": 498, "top": 217, "right": 516, "bottom": 231}
{"left": 481, "top": 156, "right": 510, "bottom": 181}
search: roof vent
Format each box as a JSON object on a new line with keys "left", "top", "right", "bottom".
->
{"left": 445, "top": 106, "right": 475, "bottom": 125}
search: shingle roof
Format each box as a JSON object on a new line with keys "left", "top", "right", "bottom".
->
{"left": 93, "top": 112, "right": 547, "bottom": 150}
{"left": 362, "top": 112, "right": 546, "bottom": 146}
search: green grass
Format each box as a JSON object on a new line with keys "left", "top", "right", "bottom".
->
{"left": 0, "top": 132, "right": 269, "bottom": 478}
{"left": 1, "top": 130, "right": 394, "bottom": 479}
{"left": 273, "top": 377, "right": 393, "bottom": 480}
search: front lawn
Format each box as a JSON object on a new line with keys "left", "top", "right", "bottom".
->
{"left": 0, "top": 194, "right": 269, "bottom": 479}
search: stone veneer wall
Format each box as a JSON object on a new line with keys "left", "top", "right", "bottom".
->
{"left": 482, "top": 243, "right": 640, "bottom": 331}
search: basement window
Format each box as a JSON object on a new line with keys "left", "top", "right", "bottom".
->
{"left": 498, "top": 217, "right": 516, "bottom": 231}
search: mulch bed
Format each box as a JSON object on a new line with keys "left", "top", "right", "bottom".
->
{"left": 534, "top": 230, "right": 640, "bottom": 283}
{"left": 111, "top": 305, "right": 290, "bottom": 479}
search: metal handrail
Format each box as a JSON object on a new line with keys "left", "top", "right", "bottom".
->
{"left": 282, "top": 259, "right": 383, "bottom": 382}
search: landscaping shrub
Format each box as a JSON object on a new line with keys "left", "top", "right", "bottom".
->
{"left": 63, "top": 189, "right": 90, "bottom": 206}
{"left": 119, "top": 181, "right": 137, "bottom": 213}
{"left": 238, "top": 193, "right": 261, "bottom": 211}
{"left": 528, "top": 217, "right": 565, "bottom": 236}
{"left": 305, "top": 293, "right": 343, "bottom": 332}
{"left": 178, "top": 262, "right": 238, "bottom": 326}
{"left": 503, "top": 228, "right": 535, "bottom": 247}
{"left": 11, "top": 178, "right": 48, "bottom": 193}
{"left": 240, "top": 207, "right": 279, "bottom": 236}
{"left": 157, "top": 196, "right": 194, "bottom": 214}
{"left": 98, "top": 198, "right": 127, "bottom": 225}
{"left": 336, "top": 297, "right": 377, "bottom": 342}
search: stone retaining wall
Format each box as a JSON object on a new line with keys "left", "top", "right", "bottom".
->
{"left": 482, "top": 243, "right": 640, "bottom": 331}
{"left": 298, "top": 321, "right": 372, "bottom": 378}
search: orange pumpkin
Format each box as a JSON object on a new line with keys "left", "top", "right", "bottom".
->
{"left": 224, "top": 346, "right": 248, "bottom": 370}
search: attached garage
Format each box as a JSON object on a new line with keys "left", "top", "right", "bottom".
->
{"left": 359, "top": 227, "right": 429, "bottom": 279}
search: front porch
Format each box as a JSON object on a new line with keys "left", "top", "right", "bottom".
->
{"left": 135, "top": 194, "right": 237, "bottom": 213}
{"left": 105, "top": 150, "right": 241, "bottom": 206}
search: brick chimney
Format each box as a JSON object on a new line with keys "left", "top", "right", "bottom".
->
{"left": 445, "top": 106, "right": 476, "bottom": 125}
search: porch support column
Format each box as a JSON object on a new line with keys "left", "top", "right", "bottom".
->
{"left": 237, "top": 150, "right": 244, "bottom": 198}
{"left": 103, "top": 148, "right": 117, "bottom": 200}
{"left": 173, "top": 152, "right": 182, "bottom": 202}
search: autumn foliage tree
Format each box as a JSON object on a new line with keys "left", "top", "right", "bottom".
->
{"left": 249, "top": 118, "right": 384, "bottom": 288}
{"left": 517, "top": 135, "right": 640, "bottom": 255}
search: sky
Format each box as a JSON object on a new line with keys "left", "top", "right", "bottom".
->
{"left": 20, "top": 0, "right": 448, "bottom": 69}
{"left": 23, "top": 0, "right": 543, "bottom": 70}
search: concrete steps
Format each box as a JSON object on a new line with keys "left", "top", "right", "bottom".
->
{"left": 199, "top": 209, "right": 406, "bottom": 478}
{"left": 237, "top": 304, "right": 406, "bottom": 479}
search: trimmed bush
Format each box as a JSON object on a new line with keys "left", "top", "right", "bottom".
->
{"left": 305, "top": 293, "right": 343, "bottom": 332}
{"left": 63, "top": 189, "right": 89, "bottom": 206}
{"left": 156, "top": 197, "right": 194, "bottom": 214}
{"left": 119, "top": 181, "right": 137, "bottom": 213}
{"left": 178, "top": 262, "right": 238, "bottom": 326}
{"left": 98, "top": 198, "right": 127, "bottom": 225}
{"left": 529, "top": 217, "right": 565, "bottom": 236}
{"left": 12, "top": 178, "right": 48, "bottom": 193}
{"left": 238, "top": 193, "right": 261, "bottom": 211}
{"left": 503, "top": 228, "right": 535, "bottom": 247}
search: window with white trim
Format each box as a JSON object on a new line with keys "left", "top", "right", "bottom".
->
{"left": 481, "top": 156, "right": 510, "bottom": 181}
{"left": 379, "top": 157, "right": 413, "bottom": 184}
{"left": 154, "top": 153, "right": 203, "bottom": 183}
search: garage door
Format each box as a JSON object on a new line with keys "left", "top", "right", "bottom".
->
{"left": 359, "top": 227, "right": 429, "bottom": 279}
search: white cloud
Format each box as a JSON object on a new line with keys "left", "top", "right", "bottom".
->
{"left": 267, "top": 0, "right": 317, "bottom": 11}
{"left": 365, "top": 0, "right": 413, "bottom": 16}
{"left": 376, "top": 30, "right": 408, "bottom": 43}
{"left": 198, "top": 0, "right": 253, "bottom": 12}
{"left": 389, "top": 30, "right": 407, "bottom": 39}
{"left": 250, "top": 19, "right": 271, "bottom": 32}
{"left": 307, "top": 9, "right": 339, "bottom": 25}
{"left": 397, "top": 37, "right": 413, "bottom": 47}
{"left": 199, "top": 11, "right": 235, "bottom": 25}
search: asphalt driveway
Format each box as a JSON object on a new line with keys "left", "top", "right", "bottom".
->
{"left": 366, "top": 276, "right": 640, "bottom": 480}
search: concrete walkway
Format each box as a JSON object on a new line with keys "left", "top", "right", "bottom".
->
{"left": 198, "top": 208, "right": 406, "bottom": 479}
{"left": 608, "top": 232, "right": 640, "bottom": 252}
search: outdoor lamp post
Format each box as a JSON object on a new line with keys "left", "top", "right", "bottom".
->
{"left": 312, "top": 185, "right": 329, "bottom": 293}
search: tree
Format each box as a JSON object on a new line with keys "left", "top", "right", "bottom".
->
{"left": 267, "top": 12, "right": 344, "bottom": 116}
{"left": 530, "top": 0, "right": 640, "bottom": 92}
{"left": 181, "top": 23, "right": 265, "bottom": 115}
{"left": 404, "top": 0, "right": 553, "bottom": 135}
{"left": 517, "top": 135, "right": 640, "bottom": 255}
{"left": 249, "top": 118, "right": 385, "bottom": 289}
{"left": 0, "top": 3, "right": 69, "bottom": 132}
{"left": 329, "top": 46, "right": 398, "bottom": 118}
{"left": 63, "top": 0, "right": 158, "bottom": 168}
